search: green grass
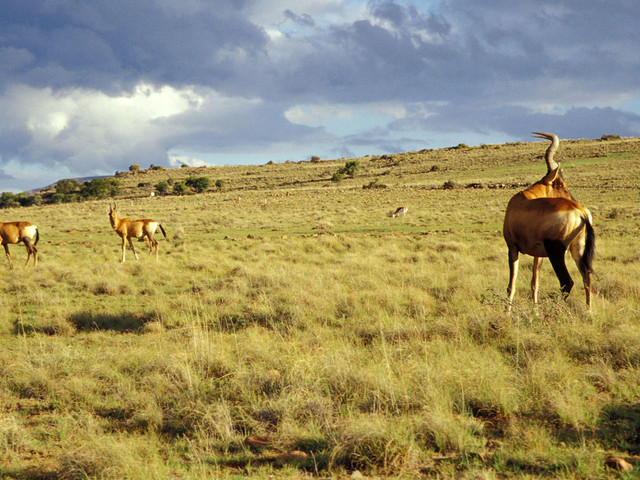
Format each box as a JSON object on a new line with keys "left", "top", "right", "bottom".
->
{"left": 0, "top": 136, "right": 639, "bottom": 478}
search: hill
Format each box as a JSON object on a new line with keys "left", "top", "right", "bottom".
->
{"left": 102, "top": 135, "right": 640, "bottom": 200}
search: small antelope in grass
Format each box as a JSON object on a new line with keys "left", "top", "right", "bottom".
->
{"left": 503, "top": 132, "right": 595, "bottom": 312}
{"left": 0, "top": 221, "right": 39, "bottom": 268}
{"left": 108, "top": 203, "right": 166, "bottom": 262}
{"left": 390, "top": 206, "right": 408, "bottom": 218}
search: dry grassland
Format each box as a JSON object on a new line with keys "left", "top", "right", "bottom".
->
{"left": 0, "top": 137, "right": 639, "bottom": 478}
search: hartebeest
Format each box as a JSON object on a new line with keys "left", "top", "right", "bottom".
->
{"left": 0, "top": 221, "right": 39, "bottom": 268}
{"left": 108, "top": 203, "right": 166, "bottom": 262}
{"left": 390, "top": 206, "right": 408, "bottom": 218}
{"left": 503, "top": 132, "right": 595, "bottom": 312}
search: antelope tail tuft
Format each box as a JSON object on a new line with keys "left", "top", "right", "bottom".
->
{"left": 159, "top": 224, "right": 167, "bottom": 239}
{"left": 34, "top": 227, "right": 40, "bottom": 246}
{"left": 581, "top": 215, "right": 595, "bottom": 275}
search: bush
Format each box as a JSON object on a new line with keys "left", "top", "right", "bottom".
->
{"left": 443, "top": 180, "right": 459, "bottom": 190}
{"left": 341, "top": 161, "right": 359, "bottom": 177}
{"left": 80, "top": 178, "right": 121, "bottom": 199}
{"left": 173, "top": 181, "right": 187, "bottom": 195}
{"left": 215, "top": 179, "right": 225, "bottom": 190}
{"left": 55, "top": 179, "right": 80, "bottom": 195}
{"left": 185, "top": 176, "right": 211, "bottom": 193}
{"left": 0, "top": 192, "right": 21, "bottom": 208}
{"left": 601, "top": 134, "right": 621, "bottom": 141}
{"left": 50, "top": 193, "right": 78, "bottom": 204}
{"left": 363, "top": 180, "right": 387, "bottom": 189}
{"left": 310, "top": 155, "right": 321, "bottom": 163}
{"left": 155, "top": 181, "right": 170, "bottom": 194}
{"left": 149, "top": 164, "right": 164, "bottom": 171}
{"left": 332, "top": 161, "right": 359, "bottom": 181}
{"left": 129, "top": 164, "right": 140, "bottom": 172}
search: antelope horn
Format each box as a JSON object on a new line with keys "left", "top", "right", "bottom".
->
{"left": 532, "top": 132, "right": 559, "bottom": 172}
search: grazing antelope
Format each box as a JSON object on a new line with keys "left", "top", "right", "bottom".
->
{"left": 390, "top": 206, "right": 408, "bottom": 218}
{"left": 0, "top": 221, "right": 39, "bottom": 268}
{"left": 503, "top": 132, "right": 595, "bottom": 312}
{"left": 108, "top": 203, "right": 166, "bottom": 262}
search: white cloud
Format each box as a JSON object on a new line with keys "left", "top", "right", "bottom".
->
{"left": 168, "top": 153, "right": 208, "bottom": 168}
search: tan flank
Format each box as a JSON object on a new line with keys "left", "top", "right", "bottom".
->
{"left": 108, "top": 203, "right": 166, "bottom": 262}
{"left": 0, "top": 221, "right": 39, "bottom": 269}
{"left": 503, "top": 132, "right": 595, "bottom": 312}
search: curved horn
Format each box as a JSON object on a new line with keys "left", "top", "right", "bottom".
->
{"left": 532, "top": 132, "right": 559, "bottom": 172}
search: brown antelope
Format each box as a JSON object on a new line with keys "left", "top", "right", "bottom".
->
{"left": 390, "top": 206, "right": 408, "bottom": 218}
{"left": 503, "top": 132, "right": 595, "bottom": 312}
{"left": 0, "top": 221, "right": 39, "bottom": 268}
{"left": 108, "top": 203, "right": 166, "bottom": 262}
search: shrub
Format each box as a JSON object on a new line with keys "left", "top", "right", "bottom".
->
{"left": 173, "top": 181, "right": 187, "bottom": 195}
{"left": 50, "top": 193, "right": 78, "bottom": 204}
{"left": 80, "top": 178, "right": 121, "bottom": 199}
{"left": 55, "top": 179, "right": 80, "bottom": 195}
{"left": 149, "top": 164, "right": 164, "bottom": 171}
{"left": 129, "top": 164, "right": 140, "bottom": 172}
{"left": 601, "top": 134, "right": 621, "bottom": 141}
{"left": 0, "top": 192, "right": 21, "bottom": 208}
{"left": 185, "top": 176, "right": 211, "bottom": 193}
{"left": 332, "top": 161, "right": 359, "bottom": 181}
{"left": 310, "top": 155, "right": 321, "bottom": 163}
{"left": 443, "top": 180, "right": 459, "bottom": 190}
{"left": 215, "top": 179, "right": 225, "bottom": 190}
{"left": 341, "top": 161, "right": 360, "bottom": 177}
{"left": 363, "top": 180, "right": 387, "bottom": 189}
{"left": 155, "top": 181, "right": 170, "bottom": 194}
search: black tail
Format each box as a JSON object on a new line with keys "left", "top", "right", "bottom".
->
{"left": 580, "top": 216, "right": 595, "bottom": 275}
{"left": 34, "top": 227, "right": 40, "bottom": 246}
{"left": 159, "top": 224, "right": 167, "bottom": 239}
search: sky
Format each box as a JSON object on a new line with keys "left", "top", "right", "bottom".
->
{"left": 1, "top": 0, "right": 640, "bottom": 192}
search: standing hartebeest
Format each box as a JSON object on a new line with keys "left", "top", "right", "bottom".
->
{"left": 108, "top": 203, "right": 166, "bottom": 262}
{"left": 503, "top": 132, "right": 595, "bottom": 312}
{"left": 0, "top": 221, "right": 39, "bottom": 268}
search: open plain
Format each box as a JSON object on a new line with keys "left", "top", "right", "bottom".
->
{"left": 1, "top": 136, "right": 640, "bottom": 479}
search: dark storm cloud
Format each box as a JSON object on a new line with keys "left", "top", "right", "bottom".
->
{"left": 283, "top": 9, "right": 315, "bottom": 28}
{"left": 0, "top": 0, "right": 268, "bottom": 92}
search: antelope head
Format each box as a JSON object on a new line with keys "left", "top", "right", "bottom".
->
{"left": 530, "top": 132, "right": 574, "bottom": 201}
{"left": 108, "top": 202, "right": 118, "bottom": 227}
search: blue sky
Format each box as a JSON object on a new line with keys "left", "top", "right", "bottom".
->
{"left": 1, "top": 0, "right": 639, "bottom": 191}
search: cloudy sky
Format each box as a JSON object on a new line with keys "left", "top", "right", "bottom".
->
{"left": 1, "top": 0, "right": 639, "bottom": 192}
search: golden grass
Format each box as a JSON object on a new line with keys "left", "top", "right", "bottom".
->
{"left": 0, "top": 136, "right": 639, "bottom": 478}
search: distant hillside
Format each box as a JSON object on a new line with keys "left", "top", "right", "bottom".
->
{"left": 103, "top": 135, "right": 640, "bottom": 200}
{"left": 24, "top": 175, "right": 110, "bottom": 195}
{"left": 18, "top": 134, "right": 640, "bottom": 201}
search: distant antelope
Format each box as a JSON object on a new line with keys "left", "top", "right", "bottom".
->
{"left": 390, "top": 206, "right": 408, "bottom": 218}
{"left": 503, "top": 132, "right": 595, "bottom": 312}
{"left": 0, "top": 221, "right": 39, "bottom": 268}
{"left": 108, "top": 203, "right": 166, "bottom": 262}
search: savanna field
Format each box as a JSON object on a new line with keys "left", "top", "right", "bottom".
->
{"left": 1, "top": 137, "right": 640, "bottom": 479}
